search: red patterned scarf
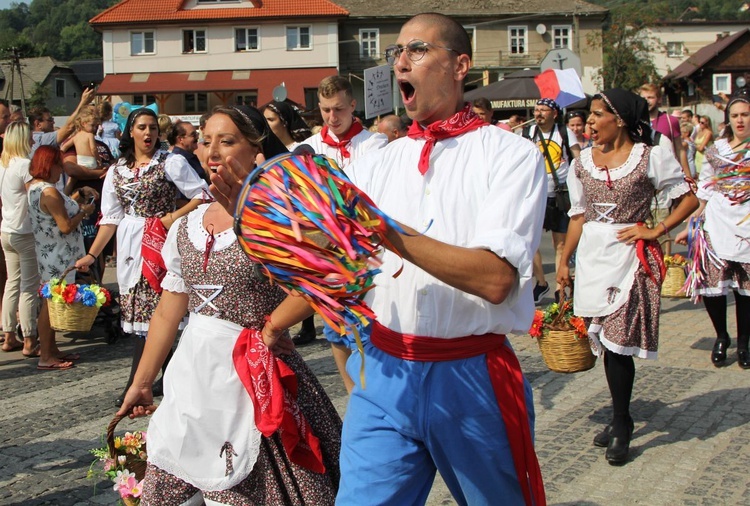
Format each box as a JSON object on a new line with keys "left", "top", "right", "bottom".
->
{"left": 407, "top": 103, "right": 486, "bottom": 175}
{"left": 320, "top": 120, "right": 364, "bottom": 160}
{"left": 141, "top": 217, "right": 168, "bottom": 293}
{"left": 232, "top": 328, "right": 326, "bottom": 473}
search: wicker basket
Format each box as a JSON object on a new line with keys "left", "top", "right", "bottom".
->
{"left": 537, "top": 327, "right": 597, "bottom": 373}
{"left": 48, "top": 300, "right": 98, "bottom": 332}
{"left": 536, "top": 290, "right": 596, "bottom": 373}
{"left": 107, "top": 414, "right": 147, "bottom": 506}
{"left": 661, "top": 265, "right": 687, "bottom": 298}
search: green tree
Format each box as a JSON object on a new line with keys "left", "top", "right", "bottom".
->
{"left": 587, "top": 3, "right": 666, "bottom": 90}
{"left": 27, "top": 81, "right": 49, "bottom": 110}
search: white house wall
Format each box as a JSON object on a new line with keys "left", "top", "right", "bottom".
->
{"left": 101, "top": 21, "right": 340, "bottom": 75}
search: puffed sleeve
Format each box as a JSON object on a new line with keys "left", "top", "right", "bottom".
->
{"left": 160, "top": 216, "right": 189, "bottom": 294}
{"left": 647, "top": 144, "right": 690, "bottom": 200}
{"left": 567, "top": 156, "right": 585, "bottom": 217}
{"left": 696, "top": 147, "right": 717, "bottom": 202}
{"left": 163, "top": 153, "right": 211, "bottom": 200}
{"left": 99, "top": 164, "right": 125, "bottom": 226}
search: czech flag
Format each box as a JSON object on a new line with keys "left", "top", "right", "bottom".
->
{"left": 534, "top": 68, "right": 586, "bottom": 109}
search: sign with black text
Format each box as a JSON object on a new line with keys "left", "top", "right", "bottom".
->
{"left": 364, "top": 65, "right": 392, "bottom": 119}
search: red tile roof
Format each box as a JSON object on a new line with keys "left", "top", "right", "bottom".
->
{"left": 91, "top": 0, "right": 349, "bottom": 26}
{"left": 96, "top": 68, "right": 336, "bottom": 104}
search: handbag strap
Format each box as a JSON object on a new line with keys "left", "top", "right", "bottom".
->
{"left": 534, "top": 126, "right": 563, "bottom": 191}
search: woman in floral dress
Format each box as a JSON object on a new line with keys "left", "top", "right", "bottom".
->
{"left": 557, "top": 89, "right": 698, "bottom": 465}
{"left": 117, "top": 105, "right": 341, "bottom": 505}
{"left": 76, "top": 108, "right": 209, "bottom": 405}
{"left": 28, "top": 146, "right": 97, "bottom": 370}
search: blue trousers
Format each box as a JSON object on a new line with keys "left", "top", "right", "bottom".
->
{"left": 337, "top": 340, "right": 536, "bottom": 506}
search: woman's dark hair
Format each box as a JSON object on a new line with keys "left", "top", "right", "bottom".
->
{"left": 263, "top": 101, "right": 312, "bottom": 142}
{"left": 29, "top": 145, "right": 63, "bottom": 180}
{"left": 594, "top": 89, "right": 653, "bottom": 146}
{"left": 566, "top": 110, "right": 586, "bottom": 123}
{"left": 119, "top": 108, "right": 159, "bottom": 167}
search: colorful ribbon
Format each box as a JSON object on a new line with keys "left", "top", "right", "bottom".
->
{"left": 233, "top": 153, "right": 404, "bottom": 359}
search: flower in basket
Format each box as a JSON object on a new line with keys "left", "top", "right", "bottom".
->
{"left": 40, "top": 277, "right": 112, "bottom": 308}
{"left": 89, "top": 430, "right": 147, "bottom": 504}
{"left": 664, "top": 254, "right": 688, "bottom": 267}
{"left": 528, "top": 299, "right": 588, "bottom": 340}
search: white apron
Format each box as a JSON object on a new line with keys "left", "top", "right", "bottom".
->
{"left": 116, "top": 214, "right": 145, "bottom": 294}
{"left": 146, "top": 312, "right": 262, "bottom": 491}
{"left": 574, "top": 221, "right": 639, "bottom": 318}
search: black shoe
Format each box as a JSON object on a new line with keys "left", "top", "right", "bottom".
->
{"left": 738, "top": 350, "right": 750, "bottom": 369}
{"left": 711, "top": 334, "right": 730, "bottom": 367}
{"left": 114, "top": 391, "right": 126, "bottom": 408}
{"left": 593, "top": 424, "right": 612, "bottom": 447}
{"left": 533, "top": 283, "right": 550, "bottom": 305}
{"left": 605, "top": 418, "right": 634, "bottom": 465}
{"left": 152, "top": 378, "right": 164, "bottom": 397}
{"left": 292, "top": 329, "right": 317, "bottom": 346}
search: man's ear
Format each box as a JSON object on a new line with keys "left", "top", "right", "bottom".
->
{"left": 454, "top": 54, "right": 471, "bottom": 83}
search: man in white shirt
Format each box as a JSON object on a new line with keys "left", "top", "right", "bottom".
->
{"left": 296, "top": 76, "right": 387, "bottom": 392}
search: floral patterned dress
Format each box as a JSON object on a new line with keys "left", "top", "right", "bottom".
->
{"left": 27, "top": 182, "right": 84, "bottom": 284}
{"left": 99, "top": 149, "right": 208, "bottom": 335}
{"left": 142, "top": 205, "right": 341, "bottom": 506}
{"left": 569, "top": 144, "right": 690, "bottom": 358}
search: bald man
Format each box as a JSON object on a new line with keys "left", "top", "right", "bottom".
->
{"left": 377, "top": 114, "right": 408, "bottom": 142}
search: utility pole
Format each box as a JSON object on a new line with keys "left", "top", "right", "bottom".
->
{"left": 3, "top": 47, "right": 27, "bottom": 115}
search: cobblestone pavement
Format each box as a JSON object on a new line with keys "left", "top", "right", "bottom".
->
{"left": 1, "top": 238, "right": 749, "bottom": 505}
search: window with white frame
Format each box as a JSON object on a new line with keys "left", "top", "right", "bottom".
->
{"left": 464, "top": 25, "right": 476, "bottom": 53}
{"left": 286, "top": 26, "right": 311, "bottom": 50}
{"left": 713, "top": 74, "right": 731, "bottom": 95}
{"left": 666, "top": 42, "right": 684, "bottom": 58}
{"left": 235, "top": 93, "right": 258, "bottom": 107}
{"left": 132, "top": 94, "right": 156, "bottom": 106}
{"left": 55, "top": 79, "right": 65, "bottom": 98}
{"left": 183, "top": 29, "right": 206, "bottom": 53}
{"left": 185, "top": 93, "right": 208, "bottom": 113}
{"left": 509, "top": 26, "right": 527, "bottom": 55}
{"left": 235, "top": 27, "right": 259, "bottom": 51}
{"left": 552, "top": 25, "right": 572, "bottom": 49}
{"left": 131, "top": 31, "right": 155, "bottom": 55}
{"left": 359, "top": 29, "right": 379, "bottom": 58}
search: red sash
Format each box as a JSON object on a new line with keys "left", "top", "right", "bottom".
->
{"left": 371, "top": 321, "right": 546, "bottom": 506}
{"left": 407, "top": 104, "right": 486, "bottom": 175}
{"left": 320, "top": 121, "right": 364, "bottom": 160}
{"left": 635, "top": 223, "right": 666, "bottom": 285}
{"left": 232, "top": 328, "right": 326, "bottom": 473}
{"left": 141, "top": 217, "right": 167, "bottom": 293}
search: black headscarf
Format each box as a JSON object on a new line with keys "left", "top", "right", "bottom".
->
{"left": 595, "top": 88, "right": 653, "bottom": 146}
{"left": 233, "top": 105, "right": 289, "bottom": 159}
{"left": 265, "top": 101, "right": 312, "bottom": 142}
{"left": 119, "top": 107, "right": 159, "bottom": 166}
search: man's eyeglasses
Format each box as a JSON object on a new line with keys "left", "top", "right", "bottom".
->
{"left": 384, "top": 40, "right": 460, "bottom": 66}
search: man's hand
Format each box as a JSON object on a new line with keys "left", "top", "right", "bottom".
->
{"left": 79, "top": 88, "right": 95, "bottom": 107}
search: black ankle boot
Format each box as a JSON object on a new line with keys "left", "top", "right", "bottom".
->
{"left": 711, "top": 334, "right": 731, "bottom": 367}
{"left": 738, "top": 336, "right": 750, "bottom": 369}
{"left": 593, "top": 424, "right": 612, "bottom": 447}
{"left": 605, "top": 416, "right": 633, "bottom": 465}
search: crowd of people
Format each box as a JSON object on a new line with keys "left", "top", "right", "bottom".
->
{"left": 1, "top": 9, "right": 748, "bottom": 505}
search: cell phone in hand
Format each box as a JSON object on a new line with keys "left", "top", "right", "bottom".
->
{"left": 87, "top": 196, "right": 96, "bottom": 205}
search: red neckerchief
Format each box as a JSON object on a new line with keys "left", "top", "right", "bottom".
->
{"left": 232, "top": 328, "right": 326, "bottom": 473}
{"left": 141, "top": 217, "right": 168, "bottom": 293}
{"left": 320, "top": 120, "right": 364, "bottom": 159}
{"left": 407, "top": 104, "right": 487, "bottom": 175}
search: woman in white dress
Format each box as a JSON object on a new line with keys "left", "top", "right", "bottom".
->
{"left": 118, "top": 105, "right": 341, "bottom": 505}
{"left": 557, "top": 89, "right": 698, "bottom": 465}
{"left": 75, "top": 108, "right": 209, "bottom": 405}
{"left": 676, "top": 95, "right": 750, "bottom": 369}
